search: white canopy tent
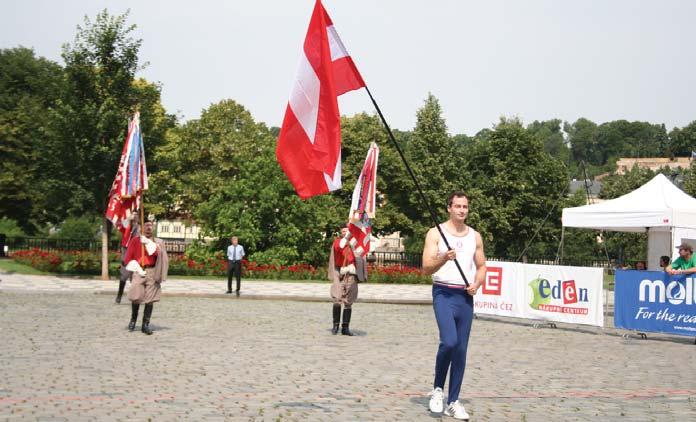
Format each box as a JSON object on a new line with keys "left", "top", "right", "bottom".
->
{"left": 562, "top": 174, "right": 696, "bottom": 270}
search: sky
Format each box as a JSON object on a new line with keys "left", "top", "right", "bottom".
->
{"left": 2, "top": 0, "right": 695, "bottom": 135}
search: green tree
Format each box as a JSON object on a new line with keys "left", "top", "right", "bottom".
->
{"left": 149, "top": 99, "right": 269, "bottom": 219}
{"left": 0, "top": 217, "right": 26, "bottom": 237}
{"left": 338, "top": 113, "right": 410, "bottom": 237}
{"left": 565, "top": 118, "right": 599, "bottom": 167}
{"left": 389, "top": 94, "right": 459, "bottom": 251}
{"left": 0, "top": 47, "right": 64, "bottom": 232}
{"left": 466, "top": 117, "right": 569, "bottom": 258}
{"left": 684, "top": 161, "right": 696, "bottom": 198}
{"left": 668, "top": 121, "right": 696, "bottom": 157}
{"left": 38, "top": 10, "right": 159, "bottom": 279}
{"left": 527, "top": 119, "right": 570, "bottom": 164}
{"left": 51, "top": 215, "right": 100, "bottom": 240}
{"left": 598, "top": 165, "right": 657, "bottom": 200}
{"left": 152, "top": 100, "right": 346, "bottom": 265}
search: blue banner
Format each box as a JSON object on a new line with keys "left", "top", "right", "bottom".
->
{"left": 615, "top": 270, "right": 696, "bottom": 336}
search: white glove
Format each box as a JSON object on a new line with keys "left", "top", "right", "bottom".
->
{"left": 339, "top": 231, "right": 352, "bottom": 248}
{"left": 126, "top": 260, "right": 147, "bottom": 277}
{"left": 339, "top": 264, "right": 356, "bottom": 276}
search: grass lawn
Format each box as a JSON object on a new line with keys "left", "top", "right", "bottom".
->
{"left": 0, "top": 259, "right": 49, "bottom": 275}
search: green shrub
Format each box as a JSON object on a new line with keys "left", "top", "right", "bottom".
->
{"left": 0, "top": 217, "right": 26, "bottom": 237}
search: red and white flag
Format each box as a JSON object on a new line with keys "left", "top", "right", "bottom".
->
{"left": 105, "top": 112, "right": 148, "bottom": 239}
{"left": 276, "top": 0, "right": 366, "bottom": 199}
{"left": 347, "top": 143, "right": 379, "bottom": 256}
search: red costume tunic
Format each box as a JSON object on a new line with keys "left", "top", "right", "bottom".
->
{"left": 124, "top": 236, "right": 159, "bottom": 267}
{"left": 332, "top": 237, "right": 355, "bottom": 268}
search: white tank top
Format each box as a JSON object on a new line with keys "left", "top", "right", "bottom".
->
{"left": 432, "top": 225, "right": 477, "bottom": 286}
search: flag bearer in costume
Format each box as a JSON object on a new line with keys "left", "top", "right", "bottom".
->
{"left": 328, "top": 226, "right": 367, "bottom": 336}
{"left": 423, "top": 192, "right": 486, "bottom": 420}
{"left": 124, "top": 218, "right": 168, "bottom": 335}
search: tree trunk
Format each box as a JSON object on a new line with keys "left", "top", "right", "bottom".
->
{"left": 101, "top": 216, "right": 110, "bottom": 280}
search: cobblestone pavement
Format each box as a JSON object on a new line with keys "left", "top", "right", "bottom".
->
{"left": 0, "top": 273, "right": 434, "bottom": 304}
{"left": 1, "top": 292, "right": 695, "bottom": 421}
{"left": 0, "top": 272, "right": 615, "bottom": 306}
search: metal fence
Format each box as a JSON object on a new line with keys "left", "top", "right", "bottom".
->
{"left": 2, "top": 235, "right": 613, "bottom": 269}
{"left": 369, "top": 251, "right": 612, "bottom": 269}
{"left": 2, "top": 236, "right": 190, "bottom": 255}
{"left": 369, "top": 251, "right": 422, "bottom": 268}
{"left": 3, "top": 237, "right": 121, "bottom": 254}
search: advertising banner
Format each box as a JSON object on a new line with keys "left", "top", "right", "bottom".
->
{"left": 615, "top": 270, "right": 696, "bottom": 337}
{"left": 521, "top": 264, "right": 604, "bottom": 327}
{"left": 474, "top": 261, "right": 521, "bottom": 318}
{"left": 474, "top": 261, "right": 604, "bottom": 327}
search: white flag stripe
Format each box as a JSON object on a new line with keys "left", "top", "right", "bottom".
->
{"left": 327, "top": 25, "right": 349, "bottom": 61}
{"left": 323, "top": 150, "right": 342, "bottom": 191}
{"left": 349, "top": 144, "right": 379, "bottom": 218}
{"left": 288, "top": 53, "right": 321, "bottom": 143}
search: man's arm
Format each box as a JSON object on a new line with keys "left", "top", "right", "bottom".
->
{"left": 422, "top": 227, "right": 455, "bottom": 276}
{"left": 671, "top": 261, "right": 696, "bottom": 275}
{"left": 466, "top": 232, "right": 487, "bottom": 295}
{"left": 667, "top": 259, "right": 682, "bottom": 275}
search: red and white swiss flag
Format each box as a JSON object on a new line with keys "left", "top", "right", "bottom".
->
{"left": 276, "top": 0, "right": 365, "bottom": 199}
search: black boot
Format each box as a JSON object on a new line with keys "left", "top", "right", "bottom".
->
{"left": 128, "top": 303, "right": 139, "bottom": 331}
{"left": 332, "top": 304, "right": 341, "bottom": 335}
{"left": 341, "top": 308, "right": 354, "bottom": 336}
{"left": 141, "top": 303, "right": 154, "bottom": 335}
{"left": 116, "top": 280, "right": 126, "bottom": 303}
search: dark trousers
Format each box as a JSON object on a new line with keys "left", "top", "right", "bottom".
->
{"left": 432, "top": 284, "right": 474, "bottom": 405}
{"left": 117, "top": 264, "right": 131, "bottom": 298}
{"left": 227, "top": 260, "right": 241, "bottom": 292}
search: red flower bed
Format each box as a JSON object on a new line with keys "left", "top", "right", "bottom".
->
{"left": 368, "top": 264, "right": 430, "bottom": 284}
{"left": 11, "top": 248, "right": 63, "bottom": 272}
{"left": 10, "top": 249, "right": 429, "bottom": 283}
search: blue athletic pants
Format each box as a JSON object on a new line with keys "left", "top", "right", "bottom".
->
{"left": 432, "top": 284, "right": 474, "bottom": 404}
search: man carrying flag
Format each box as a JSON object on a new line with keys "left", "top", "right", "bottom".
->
{"left": 106, "top": 111, "right": 149, "bottom": 303}
{"left": 279, "top": 4, "right": 481, "bottom": 417}
{"left": 327, "top": 143, "right": 377, "bottom": 335}
{"left": 124, "top": 216, "right": 168, "bottom": 335}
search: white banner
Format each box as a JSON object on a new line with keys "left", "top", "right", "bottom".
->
{"left": 474, "top": 261, "right": 604, "bottom": 327}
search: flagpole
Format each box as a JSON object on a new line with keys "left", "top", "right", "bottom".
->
{"left": 363, "top": 86, "right": 470, "bottom": 287}
{"left": 139, "top": 198, "right": 145, "bottom": 267}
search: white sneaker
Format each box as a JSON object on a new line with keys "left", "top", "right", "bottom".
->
{"left": 428, "top": 387, "right": 444, "bottom": 413}
{"left": 444, "top": 400, "right": 470, "bottom": 420}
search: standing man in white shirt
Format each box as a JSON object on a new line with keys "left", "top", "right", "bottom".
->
{"left": 422, "top": 191, "right": 486, "bottom": 420}
{"left": 226, "top": 236, "right": 246, "bottom": 296}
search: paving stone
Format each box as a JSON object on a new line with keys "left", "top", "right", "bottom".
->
{"left": 0, "top": 281, "right": 693, "bottom": 420}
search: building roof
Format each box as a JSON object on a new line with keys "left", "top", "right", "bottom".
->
{"left": 569, "top": 179, "right": 602, "bottom": 197}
